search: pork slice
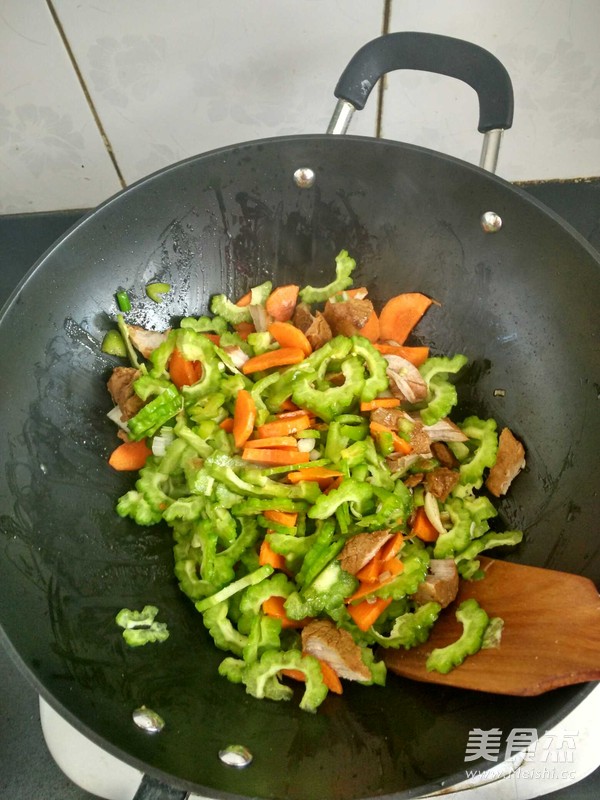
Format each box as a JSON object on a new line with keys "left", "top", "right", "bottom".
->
{"left": 292, "top": 302, "right": 315, "bottom": 333}
{"left": 425, "top": 467, "right": 460, "bottom": 502}
{"left": 430, "top": 441, "right": 459, "bottom": 468}
{"left": 323, "top": 298, "right": 373, "bottom": 337}
{"left": 127, "top": 325, "right": 170, "bottom": 358}
{"left": 338, "top": 530, "right": 393, "bottom": 576}
{"left": 370, "top": 407, "right": 408, "bottom": 429}
{"left": 302, "top": 619, "right": 371, "bottom": 681}
{"left": 107, "top": 366, "right": 144, "bottom": 421}
{"left": 486, "top": 427, "right": 526, "bottom": 497}
{"left": 422, "top": 416, "right": 468, "bottom": 443}
{"left": 384, "top": 355, "right": 428, "bottom": 404}
{"left": 413, "top": 559, "right": 459, "bottom": 609}
{"left": 305, "top": 312, "right": 333, "bottom": 350}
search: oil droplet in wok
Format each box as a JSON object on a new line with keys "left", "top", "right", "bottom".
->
{"left": 132, "top": 705, "right": 165, "bottom": 734}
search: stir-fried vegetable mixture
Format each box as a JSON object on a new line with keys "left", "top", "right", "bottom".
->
{"left": 106, "top": 250, "right": 525, "bottom": 712}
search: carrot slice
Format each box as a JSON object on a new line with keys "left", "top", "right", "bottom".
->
{"left": 219, "top": 417, "right": 234, "bottom": 432}
{"left": 359, "top": 310, "right": 380, "bottom": 343}
{"left": 268, "top": 321, "right": 312, "bottom": 356}
{"left": 256, "top": 414, "right": 311, "bottom": 438}
{"left": 233, "top": 389, "right": 256, "bottom": 449}
{"left": 242, "top": 347, "right": 305, "bottom": 374}
{"left": 259, "top": 540, "right": 288, "bottom": 571}
{"left": 262, "top": 595, "right": 306, "bottom": 628}
{"left": 373, "top": 343, "right": 430, "bottom": 367}
{"left": 378, "top": 532, "right": 404, "bottom": 561}
{"left": 286, "top": 467, "right": 344, "bottom": 485}
{"left": 234, "top": 321, "right": 255, "bottom": 340}
{"left": 318, "top": 660, "right": 343, "bottom": 694}
{"left": 369, "top": 421, "right": 412, "bottom": 455}
{"left": 245, "top": 435, "right": 298, "bottom": 449}
{"left": 202, "top": 333, "right": 221, "bottom": 345}
{"left": 279, "top": 398, "right": 300, "bottom": 412}
{"left": 411, "top": 506, "right": 440, "bottom": 542}
{"left": 241, "top": 448, "right": 309, "bottom": 466}
{"left": 265, "top": 284, "right": 300, "bottom": 322}
{"left": 355, "top": 556, "right": 383, "bottom": 583}
{"left": 169, "top": 347, "right": 202, "bottom": 389}
{"left": 108, "top": 439, "right": 152, "bottom": 471}
{"left": 378, "top": 292, "right": 434, "bottom": 345}
{"left": 263, "top": 509, "right": 298, "bottom": 528}
{"left": 347, "top": 597, "right": 392, "bottom": 631}
{"left": 236, "top": 291, "right": 252, "bottom": 307}
{"left": 360, "top": 398, "right": 401, "bottom": 412}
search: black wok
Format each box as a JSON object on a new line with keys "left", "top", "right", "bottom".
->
{"left": 1, "top": 33, "right": 599, "bottom": 800}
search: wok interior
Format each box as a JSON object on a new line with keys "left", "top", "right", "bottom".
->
{"left": 0, "top": 136, "right": 598, "bottom": 799}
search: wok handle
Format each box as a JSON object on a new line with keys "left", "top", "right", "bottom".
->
{"left": 328, "top": 32, "right": 514, "bottom": 173}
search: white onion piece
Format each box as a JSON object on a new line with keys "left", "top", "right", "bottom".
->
{"left": 297, "top": 438, "right": 316, "bottom": 453}
{"left": 107, "top": 406, "right": 129, "bottom": 432}
{"left": 424, "top": 491, "right": 447, "bottom": 536}
{"left": 152, "top": 429, "right": 175, "bottom": 457}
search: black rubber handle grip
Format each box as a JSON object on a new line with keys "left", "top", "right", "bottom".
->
{"left": 334, "top": 32, "right": 514, "bottom": 132}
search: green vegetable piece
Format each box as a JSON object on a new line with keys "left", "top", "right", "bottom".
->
{"left": 433, "top": 497, "right": 472, "bottom": 559}
{"left": 247, "top": 331, "right": 273, "bottom": 356}
{"left": 308, "top": 478, "right": 373, "bottom": 520}
{"left": 180, "top": 315, "right": 229, "bottom": 334}
{"left": 202, "top": 600, "right": 248, "bottom": 657}
{"left": 298, "top": 250, "right": 356, "bottom": 304}
{"left": 133, "top": 374, "right": 173, "bottom": 401}
{"left": 370, "top": 603, "right": 441, "bottom": 649}
{"left": 239, "top": 573, "right": 296, "bottom": 623}
{"left": 454, "top": 529, "right": 523, "bottom": 563}
{"left": 418, "top": 355, "right": 468, "bottom": 426}
{"left": 101, "top": 329, "right": 127, "bottom": 357}
{"left": 116, "top": 314, "right": 145, "bottom": 371}
{"left": 295, "top": 520, "right": 342, "bottom": 588}
{"left": 292, "top": 356, "right": 365, "bottom": 422}
{"left": 116, "top": 490, "right": 163, "bottom": 525}
{"left": 128, "top": 384, "right": 182, "bottom": 440}
{"left": 351, "top": 336, "right": 389, "bottom": 402}
{"left": 146, "top": 282, "right": 171, "bottom": 303}
{"left": 426, "top": 598, "right": 490, "bottom": 674}
{"left": 285, "top": 561, "right": 357, "bottom": 620}
{"left": 482, "top": 616, "right": 504, "bottom": 649}
{"left": 115, "top": 605, "right": 170, "bottom": 646}
{"left": 211, "top": 280, "right": 272, "bottom": 324}
{"left": 195, "top": 565, "right": 274, "bottom": 613}
{"left": 116, "top": 289, "right": 131, "bottom": 312}
{"left": 243, "top": 614, "right": 283, "bottom": 664}
{"left": 242, "top": 649, "right": 328, "bottom": 712}
{"left": 376, "top": 543, "right": 430, "bottom": 600}
{"left": 456, "top": 416, "right": 499, "bottom": 490}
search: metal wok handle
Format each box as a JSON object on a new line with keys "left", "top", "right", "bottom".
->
{"left": 328, "top": 32, "right": 514, "bottom": 174}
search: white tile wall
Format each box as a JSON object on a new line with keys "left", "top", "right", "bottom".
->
{"left": 0, "top": 0, "right": 122, "bottom": 212}
{"left": 1, "top": 0, "right": 599, "bottom": 213}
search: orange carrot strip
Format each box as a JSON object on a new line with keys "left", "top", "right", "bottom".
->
{"left": 347, "top": 597, "right": 392, "bottom": 632}
{"left": 202, "top": 333, "right": 221, "bottom": 345}
{"left": 318, "top": 660, "right": 343, "bottom": 694}
{"left": 369, "top": 421, "right": 412, "bottom": 455}
{"left": 241, "top": 448, "right": 309, "bottom": 466}
{"left": 359, "top": 309, "right": 380, "bottom": 343}
{"left": 259, "top": 540, "right": 288, "bottom": 571}
{"left": 236, "top": 291, "right": 252, "bottom": 307}
{"left": 276, "top": 409, "right": 316, "bottom": 420}
{"left": 242, "top": 347, "right": 305, "bottom": 374}
{"left": 268, "top": 321, "right": 312, "bottom": 356}
{"left": 281, "top": 668, "right": 307, "bottom": 681}
{"left": 378, "top": 532, "right": 404, "bottom": 561}
{"left": 286, "top": 467, "right": 344, "bottom": 484}
{"left": 411, "top": 506, "right": 440, "bottom": 542}
{"left": 262, "top": 595, "right": 306, "bottom": 628}
{"left": 234, "top": 321, "right": 255, "bottom": 340}
{"left": 232, "top": 389, "right": 257, "bottom": 449}
{"left": 219, "top": 417, "right": 234, "bottom": 432}
{"left": 378, "top": 293, "right": 434, "bottom": 345}
{"left": 265, "top": 284, "right": 300, "bottom": 322}
{"left": 360, "top": 398, "right": 401, "bottom": 411}
{"left": 169, "top": 347, "right": 202, "bottom": 389}
{"left": 245, "top": 435, "right": 298, "bottom": 449}
{"left": 108, "top": 439, "right": 152, "bottom": 471}
{"left": 355, "top": 556, "right": 383, "bottom": 583}
{"left": 373, "top": 343, "right": 430, "bottom": 367}
{"left": 279, "top": 398, "right": 300, "bottom": 412}
{"left": 263, "top": 509, "right": 298, "bottom": 528}
{"left": 378, "top": 556, "right": 405, "bottom": 580}
{"left": 256, "top": 414, "right": 311, "bottom": 438}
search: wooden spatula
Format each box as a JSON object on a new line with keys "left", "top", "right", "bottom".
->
{"left": 383, "top": 557, "right": 600, "bottom": 695}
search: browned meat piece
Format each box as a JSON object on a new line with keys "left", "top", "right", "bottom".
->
{"left": 431, "top": 441, "right": 459, "bottom": 468}
{"left": 292, "top": 302, "right": 314, "bottom": 333}
{"left": 404, "top": 473, "right": 424, "bottom": 488}
{"left": 384, "top": 355, "right": 428, "bottom": 403}
{"left": 425, "top": 467, "right": 460, "bottom": 502}
{"left": 409, "top": 419, "right": 433, "bottom": 455}
{"left": 338, "top": 530, "right": 393, "bottom": 576}
{"left": 370, "top": 407, "right": 408, "bottom": 429}
{"left": 305, "top": 312, "right": 333, "bottom": 350}
{"left": 107, "top": 366, "right": 144, "bottom": 421}
{"left": 386, "top": 452, "right": 421, "bottom": 474}
{"left": 413, "top": 559, "right": 459, "bottom": 609}
{"left": 421, "top": 416, "right": 468, "bottom": 442}
{"left": 302, "top": 619, "right": 372, "bottom": 681}
{"left": 486, "top": 427, "right": 526, "bottom": 497}
{"left": 323, "top": 298, "right": 373, "bottom": 337}
{"left": 126, "top": 325, "right": 170, "bottom": 358}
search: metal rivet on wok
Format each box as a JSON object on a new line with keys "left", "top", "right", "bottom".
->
{"left": 481, "top": 211, "right": 503, "bottom": 233}
{"left": 218, "top": 744, "right": 253, "bottom": 768}
{"left": 132, "top": 706, "right": 165, "bottom": 734}
{"left": 293, "top": 167, "right": 316, "bottom": 188}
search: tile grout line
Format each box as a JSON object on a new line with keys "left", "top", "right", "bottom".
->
{"left": 375, "top": 0, "right": 393, "bottom": 139}
{"left": 45, "top": 0, "right": 127, "bottom": 189}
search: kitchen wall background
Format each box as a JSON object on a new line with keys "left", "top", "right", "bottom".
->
{"left": 1, "top": 0, "right": 599, "bottom": 214}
